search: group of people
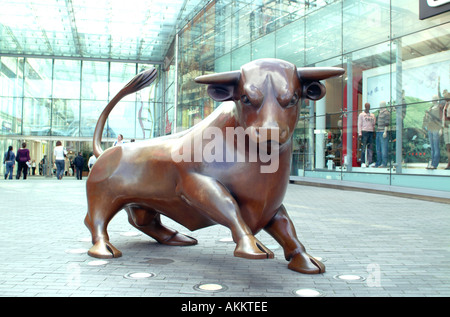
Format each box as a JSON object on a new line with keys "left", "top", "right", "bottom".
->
{"left": 357, "top": 90, "right": 450, "bottom": 170}
{"left": 3, "top": 141, "right": 98, "bottom": 180}
{"left": 3, "top": 134, "right": 129, "bottom": 180}
{"left": 2, "top": 142, "right": 31, "bottom": 180}
{"left": 53, "top": 141, "right": 97, "bottom": 180}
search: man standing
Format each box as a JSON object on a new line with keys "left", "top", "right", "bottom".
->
{"left": 358, "top": 102, "right": 376, "bottom": 167}
{"left": 73, "top": 152, "right": 85, "bottom": 180}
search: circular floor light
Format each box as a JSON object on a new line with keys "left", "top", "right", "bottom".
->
{"left": 194, "top": 283, "right": 228, "bottom": 292}
{"left": 120, "top": 231, "right": 141, "bottom": 237}
{"left": 65, "top": 248, "right": 88, "bottom": 254}
{"left": 124, "top": 272, "right": 155, "bottom": 279}
{"left": 334, "top": 274, "right": 365, "bottom": 282}
{"left": 313, "top": 256, "right": 326, "bottom": 262}
{"left": 294, "top": 288, "right": 325, "bottom": 297}
{"left": 219, "top": 237, "right": 233, "bottom": 242}
{"left": 87, "top": 260, "right": 108, "bottom": 266}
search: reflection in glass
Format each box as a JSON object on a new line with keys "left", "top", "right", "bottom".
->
{"left": 24, "top": 58, "right": 53, "bottom": 98}
{"left": 22, "top": 98, "right": 51, "bottom": 136}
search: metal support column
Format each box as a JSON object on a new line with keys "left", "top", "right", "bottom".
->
{"left": 346, "top": 55, "right": 353, "bottom": 172}
{"left": 395, "top": 39, "right": 403, "bottom": 174}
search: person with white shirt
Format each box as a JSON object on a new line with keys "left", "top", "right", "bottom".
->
{"left": 53, "top": 140, "right": 67, "bottom": 180}
{"left": 113, "top": 134, "right": 124, "bottom": 146}
{"left": 88, "top": 153, "right": 97, "bottom": 173}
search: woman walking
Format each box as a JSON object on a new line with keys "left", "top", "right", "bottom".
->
{"left": 3, "top": 146, "right": 15, "bottom": 179}
{"left": 53, "top": 141, "right": 67, "bottom": 180}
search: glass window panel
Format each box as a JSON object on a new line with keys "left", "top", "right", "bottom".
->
{"left": 215, "top": 53, "right": 231, "bottom": 73}
{"left": 52, "top": 99, "right": 80, "bottom": 137}
{"left": 0, "top": 97, "right": 22, "bottom": 135}
{"left": 340, "top": 42, "right": 392, "bottom": 173}
{"left": 82, "top": 61, "right": 109, "bottom": 100}
{"left": 391, "top": 0, "right": 450, "bottom": 39}
{"left": 276, "top": 19, "right": 305, "bottom": 66}
{"left": 53, "top": 59, "right": 81, "bottom": 99}
{"left": 109, "top": 62, "right": 137, "bottom": 102}
{"left": 80, "top": 100, "right": 110, "bottom": 138}
{"left": 109, "top": 101, "right": 136, "bottom": 139}
{"left": 24, "top": 58, "right": 53, "bottom": 98}
{"left": 135, "top": 100, "right": 153, "bottom": 139}
{"left": 233, "top": 7, "right": 252, "bottom": 49}
{"left": 390, "top": 28, "right": 450, "bottom": 173}
{"left": 343, "top": 0, "right": 390, "bottom": 53}
{"left": 22, "top": 97, "right": 51, "bottom": 136}
{"left": 215, "top": 0, "right": 234, "bottom": 24}
{"left": 305, "top": 1, "right": 342, "bottom": 65}
{"left": 252, "top": 33, "right": 275, "bottom": 60}
{"left": 215, "top": 18, "right": 232, "bottom": 57}
{"left": 231, "top": 44, "right": 251, "bottom": 70}
{"left": 136, "top": 63, "right": 158, "bottom": 139}
{"left": 0, "top": 56, "right": 24, "bottom": 97}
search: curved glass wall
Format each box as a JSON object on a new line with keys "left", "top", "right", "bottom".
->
{"left": 175, "top": 0, "right": 450, "bottom": 193}
{"left": 0, "top": 56, "right": 162, "bottom": 176}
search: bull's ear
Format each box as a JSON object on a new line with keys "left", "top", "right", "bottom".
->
{"left": 298, "top": 67, "right": 344, "bottom": 101}
{"left": 206, "top": 85, "right": 235, "bottom": 102}
{"left": 195, "top": 71, "right": 240, "bottom": 102}
{"left": 302, "top": 81, "right": 326, "bottom": 101}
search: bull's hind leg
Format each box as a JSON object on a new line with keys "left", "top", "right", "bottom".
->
{"left": 84, "top": 199, "right": 123, "bottom": 259}
{"left": 178, "top": 172, "right": 273, "bottom": 259}
{"left": 125, "top": 207, "right": 197, "bottom": 246}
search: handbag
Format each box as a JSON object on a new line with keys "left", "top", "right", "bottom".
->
{"left": 15, "top": 151, "right": 20, "bottom": 162}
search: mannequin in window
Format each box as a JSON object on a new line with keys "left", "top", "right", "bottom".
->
{"left": 358, "top": 102, "right": 376, "bottom": 167}
{"left": 376, "top": 101, "right": 390, "bottom": 168}
{"left": 423, "top": 95, "right": 442, "bottom": 169}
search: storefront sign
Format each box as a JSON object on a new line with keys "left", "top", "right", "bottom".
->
{"left": 419, "top": 0, "right": 450, "bottom": 19}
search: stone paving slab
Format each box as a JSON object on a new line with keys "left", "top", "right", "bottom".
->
{"left": 0, "top": 177, "right": 449, "bottom": 299}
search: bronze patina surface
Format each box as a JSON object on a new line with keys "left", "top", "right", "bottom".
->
{"left": 84, "top": 59, "right": 344, "bottom": 273}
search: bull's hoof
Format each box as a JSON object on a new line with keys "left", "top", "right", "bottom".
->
{"left": 234, "top": 234, "right": 274, "bottom": 259}
{"left": 158, "top": 232, "right": 198, "bottom": 246}
{"left": 88, "top": 240, "right": 122, "bottom": 259}
{"left": 288, "top": 252, "right": 325, "bottom": 274}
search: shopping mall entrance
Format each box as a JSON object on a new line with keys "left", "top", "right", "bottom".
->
{"left": 1, "top": 137, "right": 113, "bottom": 178}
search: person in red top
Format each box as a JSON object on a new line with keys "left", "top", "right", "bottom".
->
{"left": 16, "top": 142, "right": 31, "bottom": 179}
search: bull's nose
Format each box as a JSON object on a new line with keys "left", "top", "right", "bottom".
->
{"left": 250, "top": 126, "right": 288, "bottom": 144}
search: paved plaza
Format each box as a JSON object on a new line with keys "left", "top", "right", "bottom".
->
{"left": 0, "top": 176, "right": 449, "bottom": 298}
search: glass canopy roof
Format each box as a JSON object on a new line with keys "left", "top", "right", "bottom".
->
{"left": 0, "top": 0, "right": 204, "bottom": 63}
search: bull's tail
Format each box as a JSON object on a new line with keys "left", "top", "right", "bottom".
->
{"left": 93, "top": 67, "right": 157, "bottom": 158}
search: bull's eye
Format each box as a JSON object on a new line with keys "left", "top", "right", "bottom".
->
{"left": 288, "top": 93, "right": 299, "bottom": 107}
{"left": 241, "top": 95, "right": 251, "bottom": 106}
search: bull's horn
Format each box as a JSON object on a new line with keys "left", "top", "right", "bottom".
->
{"left": 297, "top": 67, "right": 345, "bottom": 81}
{"left": 195, "top": 70, "right": 240, "bottom": 85}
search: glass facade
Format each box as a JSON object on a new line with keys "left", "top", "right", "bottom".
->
{"left": 0, "top": 56, "right": 161, "bottom": 175}
{"left": 175, "top": 0, "right": 450, "bottom": 192}
{"left": 1, "top": 0, "right": 449, "bottom": 193}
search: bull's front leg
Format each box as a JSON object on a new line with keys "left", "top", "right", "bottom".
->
{"left": 264, "top": 205, "right": 325, "bottom": 274}
{"left": 177, "top": 172, "right": 273, "bottom": 259}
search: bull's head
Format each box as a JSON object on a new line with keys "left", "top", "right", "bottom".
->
{"left": 195, "top": 58, "right": 344, "bottom": 146}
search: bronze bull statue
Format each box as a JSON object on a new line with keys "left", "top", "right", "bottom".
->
{"left": 84, "top": 58, "right": 344, "bottom": 274}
